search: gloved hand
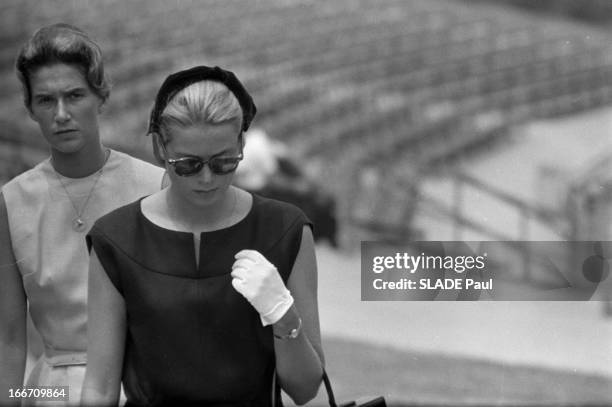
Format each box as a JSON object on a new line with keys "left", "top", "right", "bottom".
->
{"left": 231, "top": 249, "right": 294, "bottom": 326}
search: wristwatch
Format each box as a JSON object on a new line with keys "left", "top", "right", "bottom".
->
{"left": 273, "top": 317, "right": 302, "bottom": 340}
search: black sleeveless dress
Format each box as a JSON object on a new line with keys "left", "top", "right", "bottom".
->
{"left": 87, "top": 194, "right": 311, "bottom": 406}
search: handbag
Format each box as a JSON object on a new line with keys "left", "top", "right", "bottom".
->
{"left": 273, "top": 369, "right": 386, "bottom": 407}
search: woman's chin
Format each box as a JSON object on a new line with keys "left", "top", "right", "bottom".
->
{"left": 50, "top": 138, "right": 86, "bottom": 155}
{"left": 188, "top": 188, "right": 222, "bottom": 206}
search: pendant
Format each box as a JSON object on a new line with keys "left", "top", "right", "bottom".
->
{"left": 72, "top": 217, "right": 87, "bottom": 232}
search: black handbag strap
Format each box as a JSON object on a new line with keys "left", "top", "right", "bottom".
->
{"left": 273, "top": 369, "right": 339, "bottom": 407}
{"left": 322, "top": 370, "right": 339, "bottom": 407}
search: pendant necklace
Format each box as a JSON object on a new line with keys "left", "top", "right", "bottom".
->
{"left": 52, "top": 149, "right": 109, "bottom": 232}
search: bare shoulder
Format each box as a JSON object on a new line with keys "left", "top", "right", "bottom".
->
{"left": 299, "top": 225, "right": 316, "bottom": 258}
{"left": 289, "top": 226, "right": 317, "bottom": 284}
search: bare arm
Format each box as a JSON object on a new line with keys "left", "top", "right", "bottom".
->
{"left": 0, "top": 192, "right": 27, "bottom": 406}
{"left": 274, "top": 226, "right": 324, "bottom": 405}
{"left": 81, "top": 250, "right": 125, "bottom": 407}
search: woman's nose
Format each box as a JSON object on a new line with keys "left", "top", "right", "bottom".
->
{"left": 199, "top": 164, "right": 214, "bottom": 183}
{"left": 54, "top": 99, "right": 70, "bottom": 123}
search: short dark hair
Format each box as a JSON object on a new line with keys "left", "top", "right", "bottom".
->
{"left": 15, "top": 23, "right": 111, "bottom": 108}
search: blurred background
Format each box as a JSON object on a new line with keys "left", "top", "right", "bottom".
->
{"left": 2, "top": 0, "right": 612, "bottom": 405}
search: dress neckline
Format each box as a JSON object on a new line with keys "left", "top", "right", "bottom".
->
{"left": 137, "top": 192, "right": 256, "bottom": 236}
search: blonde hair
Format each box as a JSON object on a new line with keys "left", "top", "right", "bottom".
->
{"left": 159, "top": 80, "right": 243, "bottom": 141}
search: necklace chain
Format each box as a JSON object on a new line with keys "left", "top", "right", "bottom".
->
{"left": 51, "top": 149, "right": 110, "bottom": 232}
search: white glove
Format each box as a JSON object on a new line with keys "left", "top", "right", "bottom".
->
{"left": 231, "top": 249, "right": 294, "bottom": 326}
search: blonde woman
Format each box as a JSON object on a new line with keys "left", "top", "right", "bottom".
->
{"left": 82, "top": 66, "right": 324, "bottom": 406}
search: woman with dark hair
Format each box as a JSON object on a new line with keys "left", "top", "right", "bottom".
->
{"left": 82, "top": 66, "right": 324, "bottom": 406}
{"left": 0, "top": 23, "right": 164, "bottom": 405}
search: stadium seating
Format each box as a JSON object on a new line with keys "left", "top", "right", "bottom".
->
{"left": 2, "top": 0, "right": 612, "bottom": 242}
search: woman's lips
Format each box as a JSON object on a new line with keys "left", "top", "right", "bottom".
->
{"left": 55, "top": 129, "right": 77, "bottom": 135}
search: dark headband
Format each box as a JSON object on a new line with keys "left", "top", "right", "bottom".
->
{"left": 147, "top": 65, "right": 256, "bottom": 135}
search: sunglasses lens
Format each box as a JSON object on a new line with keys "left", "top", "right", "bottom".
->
{"left": 209, "top": 157, "right": 240, "bottom": 174}
{"left": 173, "top": 158, "right": 203, "bottom": 176}
{"left": 169, "top": 155, "right": 241, "bottom": 176}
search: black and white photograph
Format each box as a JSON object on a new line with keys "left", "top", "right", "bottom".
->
{"left": 1, "top": 1, "right": 611, "bottom": 406}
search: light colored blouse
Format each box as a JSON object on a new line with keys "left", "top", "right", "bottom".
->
{"left": 2, "top": 150, "right": 164, "bottom": 361}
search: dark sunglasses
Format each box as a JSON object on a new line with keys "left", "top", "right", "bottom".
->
{"left": 161, "top": 143, "right": 243, "bottom": 176}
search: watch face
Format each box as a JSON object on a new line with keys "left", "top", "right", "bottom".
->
{"left": 274, "top": 318, "right": 302, "bottom": 339}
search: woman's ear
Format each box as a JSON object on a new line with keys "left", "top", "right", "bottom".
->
{"left": 238, "top": 132, "right": 245, "bottom": 154}
{"left": 151, "top": 132, "right": 167, "bottom": 165}
{"left": 154, "top": 133, "right": 165, "bottom": 157}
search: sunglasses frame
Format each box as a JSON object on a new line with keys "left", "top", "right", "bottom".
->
{"left": 160, "top": 141, "right": 243, "bottom": 177}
